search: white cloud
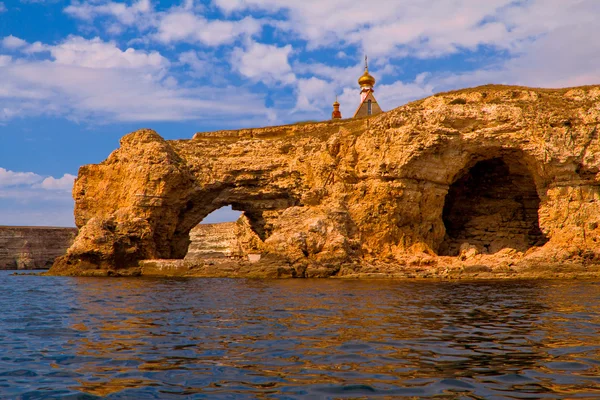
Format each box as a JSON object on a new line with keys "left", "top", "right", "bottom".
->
{"left": 294, "top": 61, "right": 363, "bottom": 88}
{"left": 36, "top": 174, "right": 77, "bottom": 191}
{"left": 0, "top": 168, "right": 76, "bottom": 226}
{"left": 23, "top": 41, "right": 45, "bottom": 54}
{"left": 0, "top": 168, "right": 75, "bottom": 226}
{"left": 0, "top": 55, "right": 11, "bottom": 67}
{"left": 288, "top": 0, "right": 600, "bottom": 116}
{"left": 155, "top": 11, "right": 260, "bottom": 46}
{"left": 4, "top": 0, "right": 599, "bottom": 127}
{"left": 294, "top": 77, "right": 335, "bottom": 112}
{"left": 2, "top": 35, "right": 27, "bottom": 49}
{"left": 177, "top": 50, "right": 228, "bottom": 82}
{"left": 0, "top": 168, "right": 75, "bottom": 191}
{"left": 65, "top": 1, "right": 261, "bottom": 46}
{"left": 376, "top": 76, "right": 434, "bottom": 110}
{"left": 212, "top": 0, "right": 600, "bottom": 66}
{"left": 178, "top": 50, "right": 209, "bottom": 72}
{"left": 231, "top": 41, "right": 295, "bottom": 85}
{"left": 24, "top": 36, "right": 168, "bottom": 69}
{"left": 214, "top": 0, "right": 519, "bottom": 55}
{"left": 0, "top": 36, "right": 271, "bottom": 122}
{"left": 0, "top": 2, "right": 6, "bottom": 13}
{"left": 0, "top": 168, "right": 41, "bottom": 187}
{"left": 64, "top": 0, "right": 153, "bottom": 26}
{"left": 392, "top": 2, "right": 600, "bottom": 103}
{"left": 52, "top": 37, "right": 166, "bottom": 69}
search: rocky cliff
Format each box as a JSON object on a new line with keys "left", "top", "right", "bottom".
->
{"left": 0, "top": 226, "right": 77, "bottom": 269}
{"left": 49, "top": 84, "right": 600, "bottom": 278}
{"left": 185, "top": 223, "right": 241, "bottom": 260}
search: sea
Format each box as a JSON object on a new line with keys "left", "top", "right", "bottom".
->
{"left": 1, "top": 270, "right": 599, "bottom": 399}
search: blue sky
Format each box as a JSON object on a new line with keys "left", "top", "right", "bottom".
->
{"left": 1, "top": 0, "right": 599, "bottom": 227}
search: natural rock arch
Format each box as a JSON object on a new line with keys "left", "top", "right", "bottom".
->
{"left": 49, "top": 85, "right": 600, "bottom": 277}
{"left": 170, "top": 189, "right": 298, "bottom": 259}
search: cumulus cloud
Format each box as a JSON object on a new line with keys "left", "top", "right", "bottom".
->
{"left": 379, "top": 1, "right": 600, "bottom": 106}
{"left": 2, "top": 35, "right": 27, "bottom": 49}
{"left": 65, "top": 1, "right": 261, "bottom": 46}
{"left": 3, "top": 0, "right": 598, "bottom": 126}
{"left": 155, "top": 11, "right": 260, "bottom": 46}
{"left": 0, "top": 36, "right": 271, "bottom": 122}
{"left": 0, "top": 169, "right": 75, "bottom": 226}
{"left": 285, "top": 0, "right": 600, "bottom": 117}
{"left": 0, "top": 168, "right": 75, "bottom": 191}
{"left": 178, "top": 50, "right": 209, "bottom": 72}
{"left": 64, "top": 0, "right": 153, "bottom": 26}
{"left": 231, "top": 41, "right": 296, "bottom": 85}
{"left": 0, "top": 168, "right": 41, "bottom": 187}
{"left": 0, "top": 55, "right": 11, "bottom": 67}
{"left": 214, "top": 0, "right": 518, "bottom": 55}
{"left": 294, "top": 61, "right": 363, "bottom": 88}
{"left": 212, "top": 0, "right": 600, "bottom": 66}
{"left": 24, "top": 36, "right": 168, "bottom": 69}
{"left": 36, "top": 174, "right": 77, "bottom": 191}
{"left": 294, "top": 77, "right": 335, "bottom": 112}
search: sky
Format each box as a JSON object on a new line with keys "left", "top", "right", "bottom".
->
{"left": 0, "top": 0, "right": 599, "bottom": 227}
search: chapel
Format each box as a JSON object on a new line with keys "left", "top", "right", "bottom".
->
{"left": 332, "top": 56, "right": 383, "bottom": 119}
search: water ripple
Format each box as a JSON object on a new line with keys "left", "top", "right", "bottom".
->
{"left": 0, "top": 273, "right": 600, "bottom": 398}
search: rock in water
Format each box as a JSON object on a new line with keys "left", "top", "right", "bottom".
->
{"left": 49, "top": 85, "right": 600, "bottom": 278}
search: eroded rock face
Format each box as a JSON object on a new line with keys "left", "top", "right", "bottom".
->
{"left": 0, "top": 227, "right": 77, "bottom": 269}
{"left": 49, "top": 85, "right": 600, "bottom": 277}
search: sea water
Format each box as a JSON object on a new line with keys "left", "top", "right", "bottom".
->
{"left": 1, "top": 271, "right": 599, "bottom": 398}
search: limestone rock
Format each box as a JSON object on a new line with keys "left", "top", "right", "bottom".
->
{"left": 0, "top": 226, "right": 77, "bottom": 270}
{"left": 49, "top": 84, "right": 600, "bottom": 278}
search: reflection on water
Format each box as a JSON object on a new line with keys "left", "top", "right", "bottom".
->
{"left": 1, "top": 273, "right": 600, "bottom": 398}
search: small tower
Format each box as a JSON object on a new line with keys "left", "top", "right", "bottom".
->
{"left": 332, "top": 96, "right": 342, "bottom": 119}
{"left": 353, "top": 55, "right": 383, "bottom": 118}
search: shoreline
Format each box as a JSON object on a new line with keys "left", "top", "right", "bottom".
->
{"left": 42, "top": 258, "right": 600, "bottom": 280}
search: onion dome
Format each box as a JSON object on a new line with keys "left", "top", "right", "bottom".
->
{"left": 333, "top": 98, "right": 340, "bottom": 107}
{"left": 358, "top": 69, "right": 376, "bottom": 87}
{"left": 358, "top": 55, "right": 376, "bottom": 87}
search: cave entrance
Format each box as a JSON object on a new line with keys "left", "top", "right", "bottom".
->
{"left": 439, "top": 157, "right": 548, "bottom": 256}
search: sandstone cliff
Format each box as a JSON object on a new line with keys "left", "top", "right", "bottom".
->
{"left": 49, "top": 84, "right": 600, "bottom": 278}
{"left": 0, "top": 226, "right": 77, "bottom": 269}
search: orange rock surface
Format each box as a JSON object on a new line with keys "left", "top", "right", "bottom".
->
{"left": 49, "top": 84, "right": 600, "bottom": 278}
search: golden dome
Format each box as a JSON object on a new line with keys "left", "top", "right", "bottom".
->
{"left": 333, "top": 97, "right": 340, "bottom": 107}
{"left": 358, "top": 69, "right": 376, "bottom": 87}
{"left": 358, "top": 55, "right": 375, "bottom": 87}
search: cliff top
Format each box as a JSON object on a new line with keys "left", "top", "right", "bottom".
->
{"left": 189, "top": 84, "right": 600, "bottom": 141}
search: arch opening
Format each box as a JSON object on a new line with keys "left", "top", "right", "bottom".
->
{"left": 168, "top": 188, "right": 298, "bottom": 261}
{"left": 181, "top": 204, "right": 267, "bottom": 262}
{"left": 200, "top": 205, "right": 242, "bottom": 225}
{"left": 439, "top": 157, "right": 548, "bottom": 256}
